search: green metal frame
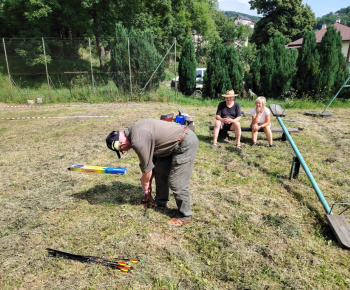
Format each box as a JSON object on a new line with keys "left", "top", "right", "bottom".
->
{"left": 277, "top": 116, "right": 332, "bottom": 214}
{"left": 322, "top": 74, "right": 350, "bottom": 113}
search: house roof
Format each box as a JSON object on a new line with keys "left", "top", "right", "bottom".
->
{"left": 286, "top": 23, "right": 350, "bottom": 49}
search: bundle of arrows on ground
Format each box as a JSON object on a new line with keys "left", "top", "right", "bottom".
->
{"left": 46, "top": 248, "right": 141, "bottom": 273}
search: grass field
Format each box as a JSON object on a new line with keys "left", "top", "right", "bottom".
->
{"left": 0, "top": 101, "right": 349, "bottom": 289}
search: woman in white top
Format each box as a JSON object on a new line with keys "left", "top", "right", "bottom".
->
{"left": 251, "top": 96, "right": 274, "bottom": 148}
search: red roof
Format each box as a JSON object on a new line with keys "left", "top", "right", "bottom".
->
{"left": 287, "top": 23, "right": 350, "bottom": 48}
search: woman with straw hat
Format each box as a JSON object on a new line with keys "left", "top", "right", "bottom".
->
{"left": 212, "top": 90, "right": 242, "bottom": 148}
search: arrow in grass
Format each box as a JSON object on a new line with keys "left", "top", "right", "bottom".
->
{"left": 46, "top": 248, "right": 139, "bottom": 273}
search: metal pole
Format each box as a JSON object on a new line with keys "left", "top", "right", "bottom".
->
{"left": 128, "top": 37, "right": 132, "bottom": 98}
{"left": 277, "top": 117, "right": 332, "bottom": 214}
{"left": 174, "top": 37, "right": 177, "bottom": 100}
{"left": 89, "top": 38, "right": 95, "bottom": 91}
{"left": 3, "top": 38, "right": 13, "bottom": 99}
{"left": 322, "top": 75, "right": 350, "bottom": 113}
{"left": 42, "top": 37, "right": 51, "bottom": 99}
{"left": 142, "top": 42, "right": 175, "bottom": 92}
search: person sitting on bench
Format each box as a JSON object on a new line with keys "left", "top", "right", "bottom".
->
{"left": 251, "top": 96, "right": 274, "bottom": 148}
{"left": 212, "top": 90, "right": 242, "bottom": 148}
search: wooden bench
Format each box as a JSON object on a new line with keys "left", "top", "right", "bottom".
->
{"left": 209, "top": 125, "right": 299, "bottom": 141}
{"left": 209, "top": 104, "right": 300, "bottom": 141}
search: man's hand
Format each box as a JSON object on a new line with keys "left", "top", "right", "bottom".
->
{"left": 222, "top": 117, "right": 231, "bottom": 124}
{"left": 141, "top": 170, "right": 153, "bottom": 207}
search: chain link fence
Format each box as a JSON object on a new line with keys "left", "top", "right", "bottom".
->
{"left": 0, "top": 37, "right": 176, "bottom": 103}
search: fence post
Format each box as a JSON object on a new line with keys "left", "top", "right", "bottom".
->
{"left": 174, "top": 37, "right": 177, "bottom": 100}
{"left": 89, "top": 38, "right": 95, "bottom": 91}
{"left": 128, "top": 37, "right": 132, "bottom": 98}
{"left": 2, "top": 38, "right": 13, "bottom": 99}
{"left": 42, "top": 37, "right": 52, "bottom": 99}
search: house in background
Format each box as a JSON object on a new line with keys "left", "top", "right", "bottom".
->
{"left": 234, "top": 16, "right": 254, "bottom": 30}
{"left": 286, "top": 20, "right": 350, "bottom": 66}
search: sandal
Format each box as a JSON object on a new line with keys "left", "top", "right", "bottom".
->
{"left": 236, "top": 144, "right": 242, "bottom": 149}
{"left": 167, "top": 217, "right": 191, "bottom": 227}
{"left": 212, "top": 143, "right": 217, "bottom": 147}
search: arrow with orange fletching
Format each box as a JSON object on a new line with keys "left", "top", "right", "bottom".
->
{"left": 46, "top": 248, "right": 141, "bottom": 273}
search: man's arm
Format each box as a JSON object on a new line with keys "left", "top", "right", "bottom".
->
{"left": 141, "top": 170, "right": 153, "bottom": 196}
{"left": 230, "top": 116, "right": 241, "bottom": 123}
{"left": 216, "top": 114, "right": 225, "bottom": 122}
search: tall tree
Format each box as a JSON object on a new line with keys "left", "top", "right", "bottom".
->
{"left": 333, "top": 48, "right": 349, "bottom": 98}
{"left": 191, "top": 0, "right": 220, "bottom": 63}
{"left": 202, "top": 44, "right": 231, "bottom": 99}
{"left": 0, "top": 0, "right": 89, "bottom": 38}
{"left": 245, "top": 34, "right": 297, "bottom": 98}
{"left": 315, "top": 25, "right": 349, "bottom": 99}
{"left": 110, "top": 23, "right": 164, "bottom": 93}
{"left": 225, "top": 45, "right": 243, "bottom": 93}
{"left": 129, "top": 29, "right": 165, "bottom": 91}
{"left": 293, "top": 30, "right": 320, "bottom": 96}
{"left": 81, "top": 0, "right": 119, "bottom": 70}
{"left": 271, "top": 34, "right": 298, "bottom": 98}
{"left": 317, "top": 25, "right": 341, "bottom": 93}
{"left": 249, "top": 0, "right": 316, "bottom": 47}
{"left": 178, "top": 38, "right": 197, "bottom": 96}
{"left": 214, "top": 11, "right": 252, "bottom": 45}
{"left": 110, "top": 23, "right": 130, "bottom": 93}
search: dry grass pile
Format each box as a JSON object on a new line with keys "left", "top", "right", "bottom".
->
{"left": 0, "top": 102, "right": 349, "bottom": 289}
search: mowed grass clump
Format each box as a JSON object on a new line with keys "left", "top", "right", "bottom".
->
{"left": 0, "top": 102, "right": 349, "bottom": 289}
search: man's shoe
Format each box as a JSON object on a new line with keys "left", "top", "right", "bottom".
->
{"left": 167, "top": 217, "right": 191, "bottom": 227}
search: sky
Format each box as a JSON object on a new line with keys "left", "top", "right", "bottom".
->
{"left": 218, "top": 0, "right": 348, "bottom": 18}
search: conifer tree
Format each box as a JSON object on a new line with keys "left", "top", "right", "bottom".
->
{"left": 178, "top": 38, "right": 197, "bottom": 96}
{"left": 110, "top": 24, "right": 164, "bottom": 92}
{"left": 333, "top": 53, "right": 349, "bottom": 98}
{"left": 333, "top": 30, "right": 349, "bottom": 97}
{"left": 259, "top": 43, "right": 275, "bottom": 96}
{"left": 244, "top": 34, "right": 297, "bottom": 98}
{"left": 110, "top": 23, "right": 129, "bottom": 92}
{"left": 244, "top": 43, "right": 274, "bottom": 97}
{"left": 317, "top": 26, "right": 340, "bottom": 93}
{"left": 293, "top": 30, "right": 320, "bottom": 96}
{"left": 203, "top": 44, "right": 231, "bottom": 99}
{"left": 270, "top": 34, "right": 298, "bottom": 98}
{"left": 129, "top": 29, "right": 164, "bottom": 91}
{"left": 244, "top": 53, "right": 262, "bottom": 95}
{"left": 225, "top": 46, "right": 243, "bottom": 93}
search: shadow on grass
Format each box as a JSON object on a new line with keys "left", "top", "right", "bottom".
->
{"left": 72, "top": 182, "right": 179, "bottom": 218}
{"left": 72, "top": 181, "right": 141, "bottom": 206}
{"left": 196, "top": 134, "right": 212, "bottom": 144}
